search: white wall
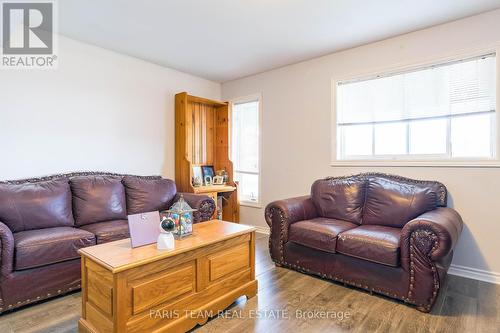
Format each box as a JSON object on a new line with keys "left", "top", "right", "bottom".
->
{"left": 0, "top": 36, "right": 220, "bottom": 180}
{"left": 222, "top": 9, "right": 500, "bottom": 281}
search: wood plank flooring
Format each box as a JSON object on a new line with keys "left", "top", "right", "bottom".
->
{"left": 0, "top": 233, "right": 498, "bottom": 333}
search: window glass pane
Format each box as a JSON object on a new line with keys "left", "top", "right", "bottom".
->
{"left": 409, "top": 118, "right": 447, "bottom": 155}
{"left": 231, "top": 101, "right": 259, "bottom": 173}
{"left": 341, "top": 124, "right": 373, "bottom": 156}
{"left": 451, "top": 114, "right": 493, "bottom": 158}
{"left": 234, "top": 172, "right": 259, "bottom": 203}
{"left": 374, "top": 122, "right": 407, "bottom": 155}
{"left": 232, "top": 99, "right": 260, "bottom": 203}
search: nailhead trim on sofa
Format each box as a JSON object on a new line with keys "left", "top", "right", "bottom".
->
{"left": 0, "top": 284, "right": 80, "bottom": 313}
{"left": 267, "top": 203, "right": 441, "bottom": 312}
{"left": 408, "top": 229, "right": 440, "bottom": 312}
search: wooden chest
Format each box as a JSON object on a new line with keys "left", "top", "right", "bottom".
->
{"left": 78, "top": 220, "right": 257, "bottom": 333}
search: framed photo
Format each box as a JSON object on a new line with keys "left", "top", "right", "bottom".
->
{"left": 201, "top": 165, "right": 215, "bottom": 185}
{"left": 192, "top": 166, "right": 203, "bottom": 186}
{"left": 212, "top": 175, "right": 224, "bottom": 185}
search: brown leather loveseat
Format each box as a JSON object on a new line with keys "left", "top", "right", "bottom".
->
{"left": 0, "top": 172, "right": 215, "bottom": 313}
{"left": 265, "top": 173, "right": 463, "bottom": 312}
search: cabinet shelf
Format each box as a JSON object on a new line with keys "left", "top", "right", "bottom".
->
{"left": 175, "top": 92, "right": 239, "bottom": 222}
{"left": 192, "top": 185, "right": 237, "bottom": 194}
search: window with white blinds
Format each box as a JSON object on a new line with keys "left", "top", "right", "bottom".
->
{"left": 336, "top": 53, "right": 497, "bottom": 161}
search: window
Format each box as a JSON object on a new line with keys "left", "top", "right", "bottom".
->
{"left": 231, "top": 95, "right": 261, "bottom": 205}
{"left": 335, "top": 53, "right": 497, "bottom": 163}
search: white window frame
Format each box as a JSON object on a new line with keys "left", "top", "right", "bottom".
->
{"left": 331, "top": 45, "right": 500, "bottom": 168}
{"left": 230, "top": 93, "right": 262, "bottom": 208}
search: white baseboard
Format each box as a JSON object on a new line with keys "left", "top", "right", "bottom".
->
{"left": 254, "top": 226, "right": 270, "bottom": 235}
{"left": 448, "top": 264, "right": 500, "bottom": 285}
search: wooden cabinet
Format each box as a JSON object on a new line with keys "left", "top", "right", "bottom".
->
{"left": 175, "top": 92, "right": 239, "bottom": 222}
{"left": 78, "top": 221, "right": 257, "bottom": 333}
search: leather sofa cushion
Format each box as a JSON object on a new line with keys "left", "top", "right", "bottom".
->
{"left": 71, "top": 176, "right": 127, "bottom": 226}
{"left": 289, "top": 218, "right": 358, "bottom": 253}
{"left": 80, "top": 219, "right": 130, "bottom": 244}
{"left": 0, "top": 179, "right": 75, "bottom": 232}
{"left": 123, "top": 176, "right": 176, "bottom": 214}
{"left": 14, "top": 227, "right": 95, "bottom": 270}
{"left": 311, "top": 178, "right": 366, "bottom": 224}
{"left": 337, "top": 225, "right": 401, "bottom": 267}
{"left": 363, "top": 177, "right": 437, "bottom": 228}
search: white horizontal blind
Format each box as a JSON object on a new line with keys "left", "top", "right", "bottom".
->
{"left": 336, "top": 54, "right": 497, "bottom": 160}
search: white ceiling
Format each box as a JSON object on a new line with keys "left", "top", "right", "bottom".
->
{"left": 58, "top": 0, "right": 500, "bottom": 82}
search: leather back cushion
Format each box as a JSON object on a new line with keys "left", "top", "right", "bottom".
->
{"left": 70, "top": 176, "right": 126, "bottom": 226}
{"left": 0, "top": 179, "right": 75, "bottom": 232}
{"left": 122, "top": 176, "right": 176, "bottom": 214}
{"left": 311, "top": 178, "right": 366, "bottom": 224}
{"left": 362, "top": 177, "right": 438, "bottom": 227}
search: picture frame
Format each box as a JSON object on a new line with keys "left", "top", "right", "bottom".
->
{"left": 192, "top": 166, "right": 203, "bottom": 186}
{"left": 213, "top": 175, "right": 224, "bottom": 185}
{"left": 201, "top": 165, "right": 215, "bottom": 185}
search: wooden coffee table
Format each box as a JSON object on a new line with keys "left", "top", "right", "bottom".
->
{"left": 78, "top": 220, "right": 257, "bottom": 333}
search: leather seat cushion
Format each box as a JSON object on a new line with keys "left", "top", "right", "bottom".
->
{"left": 123, "top": 176, "right": 176, "bottom": 214}
{"left": 80, "top": 219, "right": 130, "bottom": 244}
{"left": 311, "top": 177, "right": 366, "bottom": 224}
{"left": 363, "top": 177, "right": 438, "bottom": 228}
{"left": 70, "top": 175, "right": 127, "bottom": 226}
{"left": 289, "top": 218, "right": 358, "bottom": 253}
{"left": 14, "top": 227, "right": 95, "bottom": 270}
{"left": 0, "top": 179, "right": 75, "bottom": 232}
{"left": 337, "top": 225, "right": 401, "bottom": 267}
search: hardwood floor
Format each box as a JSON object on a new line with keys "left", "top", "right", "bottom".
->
{"left": 0, "top": 233, "right": 498, "bottom": 333}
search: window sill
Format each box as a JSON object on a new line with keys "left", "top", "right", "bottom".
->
{"left": 239, "top": 201, "right": 262, "bottom": 208}
{"left": 331, "top": 160, "right": 500, "bottom": 168}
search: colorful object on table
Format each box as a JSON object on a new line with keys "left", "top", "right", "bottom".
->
{"left": 160, "top": 195, "right": 196, "bottom": 239}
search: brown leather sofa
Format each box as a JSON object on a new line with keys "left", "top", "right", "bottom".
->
{"left": 265, "top": 173, "right": 463, "bottom": 312}
{"left": 0, "top": 172, "right": 215, "bottom": 313}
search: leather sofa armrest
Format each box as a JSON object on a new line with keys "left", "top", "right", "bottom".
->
{"left": 265, "top": 196, "right": 318, "bottom": 264}
{"left": 401, "top": 207, "right": 463, "bottom": 266}
{"left": 400, "top": 207, "right": 463, "bottom": 311}
{"left": 0, "top": 221, "right": 14, "bottom": 278}
{"left": 175, "top": 192, "right": 216, "bottom": 223}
